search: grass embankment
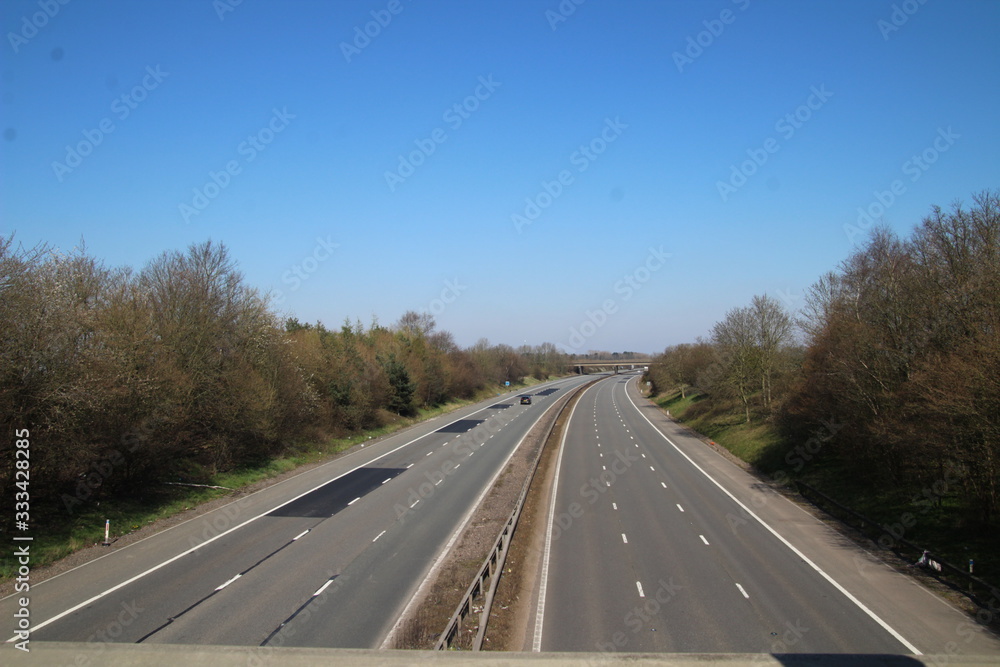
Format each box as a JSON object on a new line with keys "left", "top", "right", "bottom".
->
{"left": 2, "top": 377, "right": 559, "bottom": 581}
{"left": 648, "top": 389, "right": 999, "bottom": 598}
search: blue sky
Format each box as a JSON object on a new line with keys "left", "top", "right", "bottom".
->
{"left": 3, "top": 0, "right": 998, "bottom": 353}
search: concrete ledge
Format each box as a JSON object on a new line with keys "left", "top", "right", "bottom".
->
{"left": 3, "top": 643, "right": 999, "bottom": 667}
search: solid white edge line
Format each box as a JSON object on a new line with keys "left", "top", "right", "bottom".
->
{"left": 532, "top": 379, "right": 601, "bottom": 652}
{"left": 382, "top": 376, "right": 589, "bottom": 650}
{"left": 623, "top": 377, "right": 923, "bottom": 656}
{"left": 9, "top": 379, "right": 547, "bottom": 641}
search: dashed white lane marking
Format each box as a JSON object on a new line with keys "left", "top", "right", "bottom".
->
{"left": 373, "top": 530, "right": 386, "bottom": 542}
{"left": 700, "top": 535, "right": 710, "bottom": 545}
{"left": 292, "top": 529, "right": 310, "bottom": 541}
{"left": 661, "top": 482, "right": 667, "bottom": 488}
{"left": 314, "top": 579, "right": 335, "bottom": 596}
{"left": 612, "top": 502, "right": 618, "bottom": 510}
{"left": 736, "top": 583, "right": 749, "bottom": 599}
{"left": 406, "top": 463, "right": 414, "bottom": 469}
{"left": 410, "top": 499, "right": 419, "bottom": 508}
{"left": 602, "top": 465, "right": 606, "bottom": 471}
{"left": 649, "top": 466, "right": 655, "bottom": 471}
{"left": 676, "top": 504, "right": 684, "bottom": 512}
{"left": 641, "top": 453, "right": 646, "bottom": 458}
{"left": 622, "top": 384, "right": 923, "bottom": 656}
{"left": 435, "top": 479, "right": 442, "bottom": 486}
{"left": 622, "top": 533, "right": 628, "bottom": 544}
{"left": 216, "top": 574, "right": 241, "bottom": 591}
{"left": 382, "top": 478, "right": 391, "bottom": 484}
{"left": 348, "top": 497, "right": 360, "bottom": 506}
{"left": 636, "top": 581, "right": 645, "bottom": 598}
{"left": 455, "top": 463, "right": 461, "bottom": 469}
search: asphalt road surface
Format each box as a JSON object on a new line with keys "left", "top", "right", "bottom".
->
{"left": 2, "top": 375, "right": 594, "bottom": 652}
{"left": 532, "top": 375, "right": 1000, "bottom": 656}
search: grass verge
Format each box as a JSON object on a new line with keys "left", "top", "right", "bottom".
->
{"left": 1, "top": 376, "right": 564, "bottom": 582}
{"left": 646, "top": 387, "right": 1000, "bottom": 603}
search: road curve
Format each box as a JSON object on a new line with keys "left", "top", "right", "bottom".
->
{"left": 532, "top": 375, "right": 1000, "bottom": 656}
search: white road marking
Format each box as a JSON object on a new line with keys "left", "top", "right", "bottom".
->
{"left": 292, "top": 530, "right": 310, "bottom": 541}
{"left": 622, "top": 533, "right": 628, "bottom": 544}
{"left": 612, "top": 502, "right": 618, "bottom": 510}
{"left": 736, "top": 583, "right": 749, "bottom": 599}
{"left": 215, "top": 574, "right": 241, "bottom": 591}
{"left": 314, "top": 579, "right": 335, "bottom": 596}
{"left": 406, "top": 463, "right": 414, "bottom": 469}
{"left": 533, "top": 379, "right": 599, "bottom": 652}
{"left": 455, "top": 463, "right": 461, "bottom": 469}
{"left": 676, "top": 504, "right": 684, "bottom": 512}
{"left": 382, "top": 478, "right": 391, "bottom": 484}
{"left": 636, "top": 581, "right": 645, "bottom": 598}
{"left": 410, "top": 500, "right": 419, "bottom": 508}
{"left": 700, "top": 535, "right": 710, "bottom": 545}
{"left": 622, "top": 384, "right": 923, "bottom": 655}
{"left": 661, "top": 482, "right": 667, "bottom": 488}
{"left": 649, "top": 466, "right": 655, "bottom": 471}
{"left": 373, "top": 530, "right": 386, "bottom": 542}
{"left": 348, "top": 497, "right": 360, "bottom": 506}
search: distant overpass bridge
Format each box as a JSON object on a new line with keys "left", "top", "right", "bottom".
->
{"left": 566, "top": 360, "right": 651, "bottom": 374}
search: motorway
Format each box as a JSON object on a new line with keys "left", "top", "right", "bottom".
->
{"left": 1, "top": 374, "right": 594, "bottom": 651}
{"left": 532, "top": 375, "right": 1000, "bottom": 655}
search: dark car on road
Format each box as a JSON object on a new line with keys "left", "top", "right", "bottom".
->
{"left": 520, "top": 395, "right": 532, "bottom": 405}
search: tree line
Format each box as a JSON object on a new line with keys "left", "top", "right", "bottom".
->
{"left": 647, "top": 190, "right": 999, "bottom": 524}
{"left": 0, "top": 238, "right": 569, "bottom": 513}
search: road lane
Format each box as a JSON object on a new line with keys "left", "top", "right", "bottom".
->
{"left": 537, "top": 375, "right": 926, "bottom": 653}
{"left": 4, "top": 374, "right": 593, "bottom": 649}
